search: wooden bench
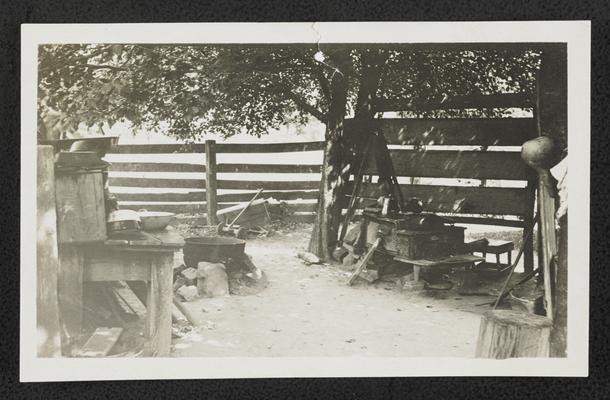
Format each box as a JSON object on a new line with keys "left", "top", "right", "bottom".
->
{"left": 394, "top": 254, "right": 485, "bottom": 282}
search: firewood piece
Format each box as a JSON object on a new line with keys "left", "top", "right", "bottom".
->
{"left": 173, "top": 296, "right": 199, "bottom": 326}
{"left": 348, "top": 238, "right": 381, "bottom": 286}
{"left": 475, "top": 310, "right": 552, "bottom": 359}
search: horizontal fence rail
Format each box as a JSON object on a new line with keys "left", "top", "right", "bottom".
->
{"left": 346, "top": 118, "right": 535, "bottom": 147}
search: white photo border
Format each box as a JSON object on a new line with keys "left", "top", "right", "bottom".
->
{"left": 21, "top": 21, "right": 590, "bottom": 381}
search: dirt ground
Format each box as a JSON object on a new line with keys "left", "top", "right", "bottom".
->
{"left": 170, "top": 223, "right": 512, "bottom": 358}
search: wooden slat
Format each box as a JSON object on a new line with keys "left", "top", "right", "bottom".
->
{"left": 365, "top": 150, "right": 528, "bottom": 180}
{"left": 79, "top": 327, "right": 123, "bottom": 357}
{"left": 110, "top": 162, "right": 205, "bottom": 173}
{"left": 108, "top": 142, "right": 324, "bottom": 154}
{"left": 216, "top": 141, "right": 324, "bottom": 153}
{"left": 119, "top": 202, "right": 205, "bottom": 213}
{"left": 108, "top": 177, "right": 205, "bottom": 189}
{"left": 217, "top": 190, "right": 319, "bottom": 202}
{"left": 217, "top": 180, "right": 320, "bottom": 190}
{"left": 446, "top": 215, "right": 525, "bottom": 228}
{"left": 352, "top": 183, "right": 530, "bottom": 216}
{"left": 114, "top": 192, "right": 205, "bottom": 202}
{"left": 375, "top": 93, "right": 533, "bottom": 112}
{"left": 345, "top": 118, "right": 536, "bottom": 146}
{"left": 217, "top": 163, "right": 321, "bottom": 173}
{"left": 107, "top": 144, "right": 205, "bottom": 154}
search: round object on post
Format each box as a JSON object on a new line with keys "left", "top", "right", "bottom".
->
{"left": 521, "top": 136, "right": 559, "bottom": 170}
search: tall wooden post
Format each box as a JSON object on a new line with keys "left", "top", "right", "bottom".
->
{"left": 522, "top": 136, "right": 558, "bottom": 320}
{"left": 205, "top": 140, "right": 218, "bottom": 225}
{"left": 36, "top": 145, "right": 62, "bottom": 357}
{"left": 522, "top": 177, "right": 536, "bottom": 273}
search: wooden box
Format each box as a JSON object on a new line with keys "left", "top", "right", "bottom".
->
{"left": 55, "top": 169, "right": 107, "bottom": 244}
{"left": 392, "top": 227, "right": 465, "bottom": 259}
{"left": 365, "top": 215, "right": 465, "bottom": 259}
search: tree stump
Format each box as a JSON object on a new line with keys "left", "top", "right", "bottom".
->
{"left": 475, "top": 310, "right": 553, "bottom": 358}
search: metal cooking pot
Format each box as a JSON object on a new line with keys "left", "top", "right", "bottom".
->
{"left": 107, "top": 209, "right": 141, "bottom": 234}
{"left": 183, "top": 236, "right": 246, "bottom": 267}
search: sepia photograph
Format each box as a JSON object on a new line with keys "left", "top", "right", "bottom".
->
{"left": 21, "top": 21, "right": 590, "bottom": 381}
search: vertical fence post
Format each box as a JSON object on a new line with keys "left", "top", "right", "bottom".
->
{"left": 205, "top": 140, "right": 218, "bottom": 225}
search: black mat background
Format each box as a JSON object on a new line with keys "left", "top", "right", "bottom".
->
{"left": 1, "top": 1, "right": 608, "bottom": 398}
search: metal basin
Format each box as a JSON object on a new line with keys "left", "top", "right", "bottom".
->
{"left": 137, "top": 210, "right": 175, "bottom": 230}
{"left": 183, "top": 236, "right": 246, "bottom": 267}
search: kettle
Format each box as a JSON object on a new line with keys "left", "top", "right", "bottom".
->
{"left": 107, "top": 209, "right": 141, "bottom": 234}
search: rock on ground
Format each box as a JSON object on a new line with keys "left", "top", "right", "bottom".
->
{"left": 177, "top": 285, "right": 199, "bottom": 302}
{"left": 197, "top": 262, "right": 229, "bottom": 297}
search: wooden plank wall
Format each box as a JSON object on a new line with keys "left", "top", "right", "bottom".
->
{"left": 345, "top": 117, "right": 537, "bottom": 226}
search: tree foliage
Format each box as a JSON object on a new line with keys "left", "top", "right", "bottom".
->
{"left": 38, "top": 43, "right": 540, "bottom": 141}
{"left": 39, "top": 44, "right": 330, "bottom": 140}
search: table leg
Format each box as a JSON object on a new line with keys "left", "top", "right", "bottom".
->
{"left": 57, "top": 244, "right": 83, "bottom": 356}
{"left": 145, "top": 253, "right": 174, "bottom": 357}
{"left": 413, "top": 265, "right": 421, "bottom": 282}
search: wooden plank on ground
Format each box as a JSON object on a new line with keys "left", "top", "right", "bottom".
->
{"left": 79, "top": 327, "right": 123, "bottom": 357}
{"left": 217, "top": 163, "right": 321, "bottom": 173}
{"left": 217, "top": 180, "right": 319, "bottom": 190}
{"left": 350, "top": 183, "right": 530, "bottom": 216}
{"left": 114, "top": 191, "right": 205, "bottom": 202}
{"left": 364, "top": 149, "right": 528, "bottom": 180}
{"left": 109, "top": 162, "right": 205, "bottom": 173}
{"left": 108, "top": 177, "right": 205, "bottom": 189}
{"left": 345, "top": 118, "right": 536, "bottom": 146}
{"left": 216, "top": 141, "right": 324, "bottom": 153}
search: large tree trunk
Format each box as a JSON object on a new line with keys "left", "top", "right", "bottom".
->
{"left": 308, "top": 50, "right": 386, "bottom": 259}
{"left": 308, "top": 52, "right": 351, "bottom": 259}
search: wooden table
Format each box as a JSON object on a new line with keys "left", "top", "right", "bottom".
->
{"left": 65, "top": 230, "right": 184, "bottom": 357}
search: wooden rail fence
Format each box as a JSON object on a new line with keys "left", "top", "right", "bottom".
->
{"left": 106, "top": 140, "right": 323, "bottom": 217}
